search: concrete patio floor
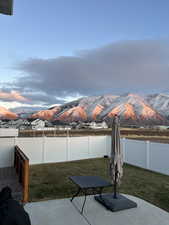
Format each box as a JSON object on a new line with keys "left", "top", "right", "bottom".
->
{"left": 25, "top": 194, "right": 169, "bottom": 225}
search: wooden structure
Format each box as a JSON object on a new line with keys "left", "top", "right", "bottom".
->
{"left": 14, "top": 145, "right": 29, "bottom": 203}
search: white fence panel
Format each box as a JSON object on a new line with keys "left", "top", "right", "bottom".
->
{"left": 0, "top": 136, "right": 169, "bottom": 176}
{"left": 149, "top": 143, "right": 169, "bottom": 175}
{"left": 106, "top": 136, "right": 111, "bottom": 156}
{"left": 89, "top": 136, "right": 107, "bottom": 158}
{"left": 0, "top": 138, "right": 15, "bottom": 168}
{"left": 0, "top": 129, "right": 18, "bottom": 137}
{"left": 69, "top": 137, "right": 89, "bottom": 161}
{"left": 125, "top": 139, "right": 147, "bottom": 168}
{"left": 17, "top": 138, "right": 43, "bottom": 165}
{"left": 44, "top": 137, "right": 67, "bottom": 163}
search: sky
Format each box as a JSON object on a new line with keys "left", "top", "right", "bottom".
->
{"left": 0, "top": 0, "right": 169, "bottom": 110}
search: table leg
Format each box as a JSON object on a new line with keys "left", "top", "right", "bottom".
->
{"left": 70, "top": 187, "right": 81, "bottom": 202}
{"left": 81, "top": 190, "right": 87, "bottom": 214}
{"left": 99, "top": 187, "right": 103, "bottom": 197}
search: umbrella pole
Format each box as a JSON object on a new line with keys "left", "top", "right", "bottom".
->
{"left": 113, "top": 164, "right": 118, "bottom": 199}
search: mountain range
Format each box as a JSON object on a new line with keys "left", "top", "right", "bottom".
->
{"left": 1, "top": 93, "right": 169, "bottom": 125}
{"left": 0, "top": 106, "right": 18, "bottom": 120}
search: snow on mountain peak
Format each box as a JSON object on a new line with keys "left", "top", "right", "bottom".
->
{"left": 56, "top": 106, "right": 87, "bottom": 122}
{"left": 0, "top": 106, "right": 18, "bottom": 119}
{"left": 1, "top": 93, "right": 169, "bottom": 123}
{"left": 32, "top": 106, "right": 60, "bottom": 120}
{"left": 146, "top": 93, "right": 169, "bottom": 116}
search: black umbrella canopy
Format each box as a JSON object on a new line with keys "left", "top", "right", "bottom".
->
{"left": 0, "top": 0, "right": 13, "bottom": 15}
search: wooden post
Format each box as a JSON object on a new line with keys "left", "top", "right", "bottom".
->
{"left": 14, "top": 146, "right": 29, "bottom": 203}
{"left": 22, "top": 160, "right": 29, "bottom": 203}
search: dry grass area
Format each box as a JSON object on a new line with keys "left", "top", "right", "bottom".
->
{"left": 29, "top": 158, "right": 169, "bottom": 212}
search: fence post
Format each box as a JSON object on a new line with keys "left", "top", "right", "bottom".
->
{"left": 88, "top": 136, "right": 90, "bottom": 157}
{"left": 146, "top": 141, "right": 150, "bottom": 170}
{"left": 122, "top": 138, "right": 126, "bottom": 162}
{"left": 13, "top": 137, "right": 18, "bottom": 166}
{"left": 42, "top": 136, "right": 46, "bottom": 163}
{"left": 105, "top": 135, "right": 109, "bottom": 157}
{"left": 104, "top": 136, "right": 107, "bottom": 157}
{"left": 54, "top": 126, "right": 56, "bottom": 137}
{"left": 23, "top": 160, "right": 29, "bottom": 203}
{"left": 66, "top": 136, "right": 70, "bottom": 161}
{"left": 14, "top": 136, "right": 18, "bottom": 146}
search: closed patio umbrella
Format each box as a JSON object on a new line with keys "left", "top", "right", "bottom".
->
{"left": 110, "top": 114, "right": 123, "bottom": 198}
{"left": 95, "top": 115, "right": 137, "bottom": 211}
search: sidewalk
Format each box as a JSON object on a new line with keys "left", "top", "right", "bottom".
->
{"left": 25, "top": 194, "right": 169, "bottom": 225}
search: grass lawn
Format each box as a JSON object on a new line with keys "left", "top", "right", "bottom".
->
{"left": 29, "top": 158, "right": 169, "bottom": 212}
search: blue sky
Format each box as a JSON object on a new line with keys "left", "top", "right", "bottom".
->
{"left": 0, "top": 0, "right": 169, "bottom": 108}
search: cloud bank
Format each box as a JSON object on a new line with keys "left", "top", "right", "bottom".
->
{"left": 0, "top": 90, "right": 28, "bottom": 102}
{"left": 4, "top": 39, "right": 169, "bottom": 106}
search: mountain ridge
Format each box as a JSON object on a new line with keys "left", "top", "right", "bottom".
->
{"left": 2, "top": 93, "right": 169, "bottom": 125}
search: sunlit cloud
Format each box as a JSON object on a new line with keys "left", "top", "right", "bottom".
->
{"left": 0, "top": 100, "right": 48, "bottom": 110}
{"left": 0, "top": 90, "right": 28, "bottom": 102}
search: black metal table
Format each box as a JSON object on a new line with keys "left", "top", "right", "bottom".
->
{"left": 69, "top": 175, "right": 111, "bottom": 214}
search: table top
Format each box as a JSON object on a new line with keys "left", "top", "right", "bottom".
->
{"left": 69, "top": 176, "right": 111, "bottom": 189}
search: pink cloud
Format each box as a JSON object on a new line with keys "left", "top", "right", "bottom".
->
{"left": 0, "top": 91, "right": 29, "bottom": 102}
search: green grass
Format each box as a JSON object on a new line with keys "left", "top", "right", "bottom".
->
{"left": 29, "top": 158, "right": 169, "bottom": 212}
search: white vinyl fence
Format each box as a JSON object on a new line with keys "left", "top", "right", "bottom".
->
{"left": 0, "top": 128, "right": 18, "bottom": 137}
{"left": 0, "top": 136, "right": 169, "bottom": 176}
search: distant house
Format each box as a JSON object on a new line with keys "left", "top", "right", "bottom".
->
{"left": 76, "top": 122, "right": 90, "bottom": 129}
{"left": 89, "top": 121, "right": 108, "bottom": 129}
{"left": 54, "top": 125, "right": 72, "bottom": 130}
{"left": 9, "top": 119, "right": 22, "bottom": 128}
{"left": 45, "top": 120, "right": 53, "bottom": 127}
{"left": 2, "top": 119, "right": 31, "bottom": 130}
{"left": 31, "top": 119, "right": 45, "bottom": 130}
{"left": 0, "top": 120, "right": 9, "bottom": 128}
{"left": 17, "top": 120, "right": 31, "bottom": 130}
{"left": 69, "top": 122, "right": 78, "bottom": 129}
{"left": 154, "top": 125, "right": 169, "bottom": 130}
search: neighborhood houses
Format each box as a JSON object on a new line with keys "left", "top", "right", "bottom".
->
{"left": 0, "top": 119, "right": 109, "bottom": 131}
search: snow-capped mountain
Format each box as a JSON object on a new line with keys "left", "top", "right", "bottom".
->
{"left": 10, "top": 106, "right": 49, "bottom": 119}
{"left": 2, "top": 93, "right": 169, "bottom": 124}
{"left": 32, "top": 106, "right": 60, "bottom": 120}
{"left": 0, "top": 106, "right": 18, "bottom": 119}
{"left": 56, "top": 106, "right": 87, "bottom": 122}
{"left": 79, "top": 95, "right": 118, "bottom": 120}
{"left": 53, "top": 93, "right": 165, "bottom": 123}
{"left": 146, "top": 93, "right": 169, "bottom": 118}
{"left": 99, "top": 94, "right": 164, "bottom": 121}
